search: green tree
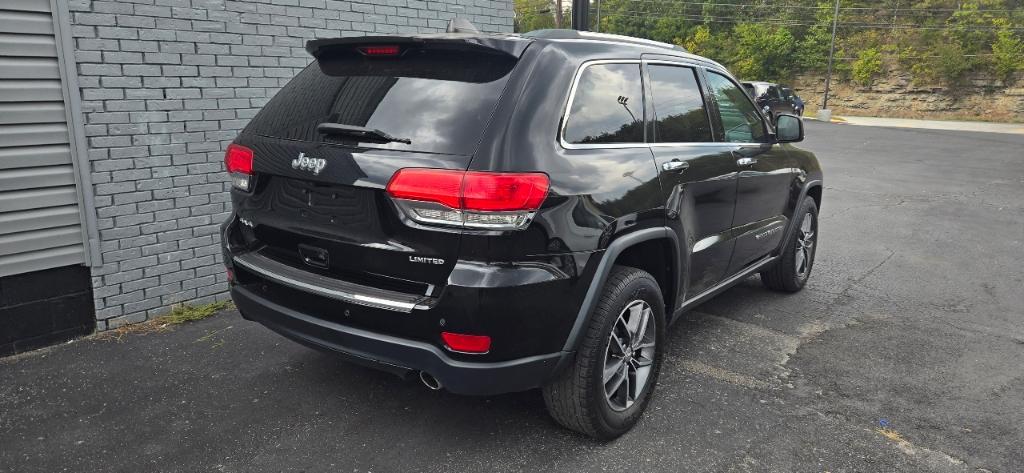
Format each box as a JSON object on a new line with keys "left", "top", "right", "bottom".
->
{"left": 795, "top": 2, "right": 835, "bottom": 72}
{"left": 514, "top": 0, "right": 556, "bottom": 33}
{"left": 992, "top": 25, "right": 1024, "bottom": 83}
{"left": 682, "top": 24, "right": 731, "bottom": 61}
{"left": 730, "top": 23, "right": 797, "bottom": 80}
{"left": 649, "top": 17, "right": 692, "bottom": 45}
{"left": 852, "top": 47, "right": 883, "bottom": 86}
{"left": 912, "top": 41, "right": 976, "bottom": 86}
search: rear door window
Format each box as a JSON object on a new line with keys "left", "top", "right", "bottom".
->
{"left": 563, "top": 63, "right": 645, "bottom": 145}
{"left": 244, "top": 48, "right": 517, "bottom": 156}
{"left": 647, "top": 64, "right": 712, "bottom": 143}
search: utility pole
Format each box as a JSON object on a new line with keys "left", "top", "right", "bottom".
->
{"left": 555, "top": 0, "right": 563, "bottom": 28}
{"left": 891, "top": 0, "right": 899, "bottom": 34}
{"left": 571, "top": 0, "right": 589, "bottom": 31}
{"left": 819, "top": 0, "right": 840, "bottom": 122}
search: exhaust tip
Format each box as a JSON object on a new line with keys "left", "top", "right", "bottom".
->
{"left": 419, "top": 371, "right": 442, "bottom": 391}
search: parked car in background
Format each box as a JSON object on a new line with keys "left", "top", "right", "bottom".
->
{"left": 222, "top": 26, "right": 823, "bottom": 440}
{"left": 782, "top": 86, "right": 805, "bottom": 116}
{"left": 742, "top": 81, "right": 804, "bottom": 120}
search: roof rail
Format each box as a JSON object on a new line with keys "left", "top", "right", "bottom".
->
{"left": 522, "top": 29, "right": 687, "bottom": 53}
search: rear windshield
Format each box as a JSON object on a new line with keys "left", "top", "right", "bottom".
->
{"left": 244, "top": 49, "right": 517, "bottom": 156}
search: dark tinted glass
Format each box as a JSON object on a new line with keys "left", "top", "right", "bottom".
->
{"left": 244, "top": 49, "right": 516, "bottom": 155}
{"left": 647, "top": 65, "right": 712, "bottom": 143}
{"left": 706, "top": 72, "right": 766, "bottom": 143}
{"left": 564, "top": 63, "right": 644, "bottom": 144}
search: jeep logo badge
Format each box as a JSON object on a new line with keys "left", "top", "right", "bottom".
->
{"left": 292, "top": 152, "right": 327, "bottom": 175}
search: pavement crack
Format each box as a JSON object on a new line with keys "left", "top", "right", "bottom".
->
{"left": 855, "top": 248, "right": 896, "bottom": 284}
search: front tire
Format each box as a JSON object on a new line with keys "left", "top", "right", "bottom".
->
{"left": 761, "top": 198, "right": 818, "bottom": 292}
{"left": 542, "top": 266, "right": 665, "bottom": 439}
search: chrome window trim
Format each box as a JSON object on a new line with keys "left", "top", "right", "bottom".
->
{"left": 644, "top": 60, "right": 718, "bottom": 146}
{"left": 559, "top": 59, "right": 647, "bottom": 150}
{"left": 704, "top": 69, "right": 774, "bottom": 141}
{"left": 559, "top": 59, "right": 760, "bottom": 150}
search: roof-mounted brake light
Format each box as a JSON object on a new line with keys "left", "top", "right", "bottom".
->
{"left": 357, "top": 45, "right": 401, "bottom": 57}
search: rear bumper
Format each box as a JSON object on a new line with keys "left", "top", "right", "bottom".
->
{"left": 231, "top": 285, "right": 568, "bottom": 395}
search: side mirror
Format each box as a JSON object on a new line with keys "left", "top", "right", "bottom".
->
{"left": 775, "top": 114, "right": 803, "bottom": 143}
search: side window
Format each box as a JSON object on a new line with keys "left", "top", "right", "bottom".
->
{"left": 647, "top": 65, "right": 713, "bottom": 143}
{"left": 706, "top": 72, "right": 767, "bottom": 143}
{"left": 563, "top": 63, "right": 644, "bottom": 145}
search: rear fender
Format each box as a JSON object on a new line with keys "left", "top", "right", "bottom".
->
{"left": 775, "top": 180, "right": 822, "bottom": 256}
{"left": 559, "top": 227, "right": 679, "bottom": 353}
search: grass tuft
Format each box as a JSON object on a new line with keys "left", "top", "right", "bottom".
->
{"left": 158, "top": 300, "right": 233, "bottom": 325}
{"left": 97, "top": 300, "right": 234, "bottom": 341}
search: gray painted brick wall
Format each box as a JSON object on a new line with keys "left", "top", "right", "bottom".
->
{"left": 68, "top": 0, "right": 513, "bottom": 330}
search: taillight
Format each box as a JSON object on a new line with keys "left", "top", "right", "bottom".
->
{"left": 224, "top": 144, "right": 254, "bottom": 191}
{"left": 386, "top": 168, "right": 549, "bottom": 230}
{"left": 441, "top": 332, "right": 491, "bottom": 354}
{"left": 357, "top": 45, "right": 401, "bottom": 57}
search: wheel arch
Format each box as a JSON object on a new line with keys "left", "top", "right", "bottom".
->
{"left": 559, "top": 227, "right": 679, "bottom": 353}
{"left": 776, "top": 180, "right": 822, "bottom": 256}
{"left": 806, "top": 183, "right": 822, "bottom": 210}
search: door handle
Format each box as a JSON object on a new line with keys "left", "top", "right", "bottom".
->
{"left": 662, "top": 160, "right": 689, "bottom": 172}
{"left": 735, "top": 157, "right": 757, "bottom": 166}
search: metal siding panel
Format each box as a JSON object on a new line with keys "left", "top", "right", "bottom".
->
{"left": 0, "top": 123, "right": 69, "bottom": 148}
{"left": 0, "top": 186, "right": 77, "bottom": 212}
{"left": 0, "top": 205, "right": 80, "bottom": 235}
{"left": 0, "top": 80, "right": 63, "bottom": 102}
{"left": 0, "top": 165, "right": 75, "bottom": 191}
{"left": 0, "top": 11, "right": 54, "bottom": 35}
{"left": 0, "top": 1, "right": 89, "bottom": 275}
{"left": 0, "top": 33, "right": 57, "bottom": 57}
{"left": 0, "top": 245, "right": 84, "bottom": 278}
{"left": 2, "top": 0, "right": 52, "bottom": 13}
{"left": 0, "top": 225, "right": 82, "bottom": 256}
{"left": 0, "top": 102, "right": 66, "bottom": 124}
{"left": 0, "top": 58, "right": 59, "bottom": 79}
{"left": 0, "top": 144, "right": 71, "bottom": 169}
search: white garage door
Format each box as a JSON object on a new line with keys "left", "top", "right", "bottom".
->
{"left": 0, "top": 0, "right": 91, "bottom": 277}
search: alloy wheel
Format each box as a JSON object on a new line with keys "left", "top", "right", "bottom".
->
{"left": 795, "top": 211, "right": 816, "bottom": 278}
{"left": 603, "top": 300, "right": 657, "bottom": 412}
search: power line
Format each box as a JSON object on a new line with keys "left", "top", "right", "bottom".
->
{"left": 602, "top": 0, "right": 1024, "bottom": 13}
{"left": 597, "top": 11, "right": 1024, "bottom": 31}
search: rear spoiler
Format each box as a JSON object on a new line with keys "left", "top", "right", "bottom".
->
{"left": 305, "top": 35, "right": 531, "bottom": 60}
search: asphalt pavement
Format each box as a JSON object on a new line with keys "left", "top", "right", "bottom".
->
{"left": 2, "top": 121, "right": 1023, "bottom": 472}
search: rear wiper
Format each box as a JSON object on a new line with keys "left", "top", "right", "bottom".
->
{"left": 317, "top": 123, "right": 411, "bottom": 144}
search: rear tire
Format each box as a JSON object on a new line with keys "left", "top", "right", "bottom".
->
{"left": 542, "top": 265, "right": 665, "bottom": 439}
{"left": 761, "top": 198, "right": 818, "bottom": 292}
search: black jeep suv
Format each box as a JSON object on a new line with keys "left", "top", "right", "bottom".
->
{"left": 221, "top": 28, "right": 822, "bottom": 439}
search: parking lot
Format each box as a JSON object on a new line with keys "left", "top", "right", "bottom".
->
{"left": 2, "top": 120, "right": 1022, "bottom": 472}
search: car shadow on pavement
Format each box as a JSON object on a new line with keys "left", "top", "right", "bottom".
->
{"left": 279, "top": 277, "right": 793, "bottom": 445}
